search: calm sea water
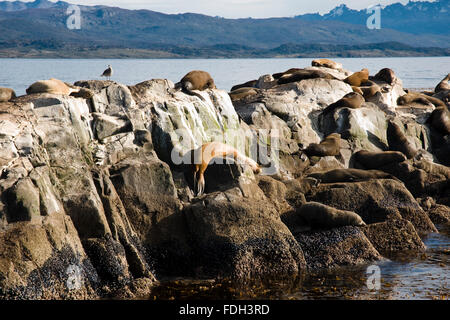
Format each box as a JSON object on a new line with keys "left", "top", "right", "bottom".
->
{"left": 1, "top": 57, "right": 449, "bottom": 95}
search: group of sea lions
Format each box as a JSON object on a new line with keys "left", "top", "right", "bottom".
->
{"left": 1, "top": 60, "right": 449, "bottom": 231}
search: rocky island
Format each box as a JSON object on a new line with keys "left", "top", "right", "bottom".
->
{"left": 0, "top": 62, "right": 449, "bottom": 299}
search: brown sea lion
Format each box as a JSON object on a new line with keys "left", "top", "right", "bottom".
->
{"left": 229, "top": 87, "right": 260, "bottom": 102}
{"left": 304, "top": 133, "right": 341, "bottom": 157}
{"left": 354, "top": 150, "right": 406, "bottom": 169}
{"left": 307, "top": 168, "right": 397, "bottom": 183}
{"left": 26, "top": 78, "right": 80, "bottom": 95}
{"left": 344, "top": 68, "right": 369, "bottom": 87}
{"left": 230, "top": 79, "right": 258, "bottom": 92}
{"left": 387, "top": 120, "right": 417, "bottom": 159}
{"left": 322, "top": 92, "right": 365, "bottom": 115}
{"left": 397, "top": 92, "right": 446, "bottom": 108}
{"left": 0, "top": 87, "right": 16, "bottom": 102}
{"left": 174, "top": 70, "right": 216, "bottom": 101}
{"left": 433, "top": 90, "right": 450, "bottom": 106}
{"left": 371, "top": 68, "right": 397, "bottom": 85}
{"left": 435, "top": 73, "right": 450, "bottom": 93}
{"left": 69, "top": 87, "right": 95, "bottom": 99}
{"left": 297, "top": 202, "right": 366, "bottom": 229}
{"left": 428, "top": 106, "right": 450, "bottom": 136}
{"left": 272, "top": 68, "right": 303, "bottom": 80}
{"left": 277, "top": 69, "right": 338, "bottom": 85}
{"left": 352, "top": 86, "right": 364, "bottom": 95}
{"left": 357, "top": 80, "right": 381, "bottom": 100}
{"left": 311, "top": 59, "right": 343, "bottom": 70}
{"left": 359, "top": 84, "right": 381, "bottom": 100}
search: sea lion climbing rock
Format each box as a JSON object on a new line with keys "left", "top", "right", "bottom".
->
{"left": 311, "top": 59, "right": 343, "bottom": 70}
{"left": 354, "top": 150, "right": 407, "bottom": 169}
{"left": 322, "top": 92, "right": 365, "bottom": 115}
{"left": 344, "top": 68, "right": 369, "bottom": 87}
{"left": 26, "top": 78, "right": 80, "bottom": 95}
{"left": 387, "top": 120, "right": 418, "bottom": 159}
{"left": 191, "top": 141, "right": 261, "bottom": 196}
{"left": 0, "top": 87, "right": 16, "bottom": 102}
{"left": 304, "top": 133, "right": 341, "bottom": 158}
{"left": 174, "top": 70, "right": 216, "bottom": 101}
{"left": 297, "top": 202, "right": 366, "bottom": 229}
{"left": 435, "top": 73, "right": 450, "bottom": 93}
{"left": 307, "top": 168, "right": 397, "bottom": 184}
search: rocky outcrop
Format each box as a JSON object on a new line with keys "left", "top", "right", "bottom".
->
{"left": 0, "top": 62, "right": 448, "bottom": 299}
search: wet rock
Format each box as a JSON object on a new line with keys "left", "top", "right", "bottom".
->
{"left": 82, "top": 236, "right": 130, "bottom": 285}
{"left": 0, "top": 214, "right": 99, "bottom": 299}
{"left": 183, "top": 188, "right": 307, "bottom": 279}
{"left": 362, "top": 219, "right": 426, "bottom": 255}
{"left": 426, "top": 204, "right": 450, "bottom": 226}
{"left": 308, "top": 179, "right": 437, "bottom": 234}
{"left": 295, "top": 226, "right": 382, "bottom": 270}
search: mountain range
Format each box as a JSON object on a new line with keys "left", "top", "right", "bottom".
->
{"left": 0, "top": 0, "right": 448, "bottom": 58}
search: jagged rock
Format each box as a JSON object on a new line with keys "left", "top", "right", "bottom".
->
{"left": 362, "top": 219, "right": 426, "bottom": 255}
{"left": 295, "top": 226, "right": 382, "bottom": 270}
{"left": 308, "top": 179, "right": 437, "bottom": 234}
{"left": 182, "top": 187, "right": 307, "bottom": 279}
{"left": 5, "top": 178, "right": 41, "bottom": 222}
{"left": 0, "top": 65, "right": 447, "bottom": 299}
{"left": 426, "top": 204, "right": 450, "bottom": 226}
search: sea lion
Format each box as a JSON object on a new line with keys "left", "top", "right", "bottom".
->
{"left": 322, "top": 92, "right": 365, "bottom": 115}
{"left": 304, "top": 133, "right": 341, "bottom": 157}
{"left": 387, "top": 120, "right": 417, "bottom": 159}
{"left": 26, "top": 78, "right": 80, "bottom": 95}
{"left": 277, "top": 69, "right": 338, "bottom": 85}
{"left": 433, "top": 90, "right": 450, "bottom": 106}
{"left": 428, "top": 106, "right": 450, "bottom": 136}
{"left": 344, "top": 68, "right": 369, "bottom": 87}
{"left": 352, "top": 86, "right": 364, "bottom": 95}
{"left": 397, "top": 92, "right": 446, "bottom": 108}
{"left": 230, "top": 79, "right": 258, "bottom": 92}
{"left": 354, "top": 150, "right": 406, "bottom": 169}
{"left": 307, "top": 168, "right": 397, "bottom": 183}
{"left": 297, "top": 202, "right": 366, "bottom": 229}
{"left": 435, "top": 73, "right": 450, "bottom": 93}
{"left": 192, "top": 141, "right": 261, "bottom": 196}
{"left": 174, "top": 70, "right": 216, "bottom": 101}
{"left": 69, "top": 87, "right": 95, "bottom": 99}
{"left": 371, "top": 68, "right": 397, "bottom": 85}
{"left": 358, "top": 81, "right": 381, "bottom": 100}
{"left": 311, "top": 58, "right": 343, "bottom": 70}
{"left": 272, "top": 68, "right": 303, "bottom": 80}
{"left": 0, "top": 87, "right": 16, "bottom": 102}
{"left": 229, "top": 87, "right": 260, "bottom": 102}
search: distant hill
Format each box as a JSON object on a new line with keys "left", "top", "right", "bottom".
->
{"left": 0, "top": 0, "right": 448, "bottom": 58}
{"left": 296, "top": 0, "right": 450, "bottom": 36}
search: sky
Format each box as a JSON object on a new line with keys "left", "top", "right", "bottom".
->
{"left": 12, "top": 0, "right": 433, "bottom": 18}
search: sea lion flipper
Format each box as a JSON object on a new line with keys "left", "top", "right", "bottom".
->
{"left": 182, "top": 81, "right": 206, "bottom": 101}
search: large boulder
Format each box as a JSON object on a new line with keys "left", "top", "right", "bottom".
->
{"left": 308, "top": 179, "right": 437, "bottom": 234}
{"left": 295, "top": 226, "right": 382, "bottom": 270}
{"left": 362, "top": 219, "right": 426, "bottom": 256}
{"left": 182, "top": 187, "right": 307, "bottom": 279}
